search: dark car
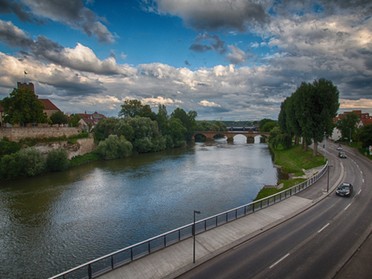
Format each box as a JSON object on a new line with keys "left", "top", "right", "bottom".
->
{"left": 336, "top": 183, "right": 353, "bottom": 197}
{"left": 339, "top": 151, "right": 347, "bottom": 158}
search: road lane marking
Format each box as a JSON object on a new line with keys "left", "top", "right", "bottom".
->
{"left": 357, "top": 189, "right": 362, "bottom": 195}
{"left": 344, "top": 203, "right": 352, "bottom": 211}
{"left": 270, "top": 253, "right": 290, "bottom": 269}
{"left": 318, "top": 223, "right": 330, "bottom": 233}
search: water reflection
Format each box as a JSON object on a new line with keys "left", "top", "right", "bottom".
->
{"left": 0, "top": 142, "right": 277, "bottom": 278}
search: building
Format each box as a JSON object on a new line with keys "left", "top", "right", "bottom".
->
{"left": 0, "top": 82, "right": 61, "bottom": 126}
{"left": 78, "top": 111, "right": 106, "bottom": 131}
{"left": 16, "top": 82, "right": 61, "bottom": 117}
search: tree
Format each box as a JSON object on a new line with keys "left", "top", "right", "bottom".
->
{"left": 336, "top": 112, "right": 359, "bottom": 143}
{"left": 171, "top": 108, "right": 197, "bottom": 141}
{"left": 50, "top": 111, "right": 68, "bottom": 125}
{"left": 119, "top": 99, "right": 156, "bottom": 120}
{"left": 359, "top": 124, "right": 372, "bottom": 149}
{"left": 68, "top": 114, "right": 81, "bottom": 127}
{"left": 1, "top": 87, "right": 47, "bottom": 125}
{"left": 276, "top": 78, "right": 339, "bottom": 155}
{"left": 96, "top": 135, "right": 133, "bottom": 160}
{"left": 308, "top": 79, "right": 339, "bottom": 155}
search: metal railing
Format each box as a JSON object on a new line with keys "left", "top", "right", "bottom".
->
{"left": 49, "top": 162, "right": 328, "bottom": 279}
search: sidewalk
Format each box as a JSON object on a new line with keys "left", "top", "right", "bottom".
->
{"left": 98, "top": 195, "right": 322, "bottom": 279}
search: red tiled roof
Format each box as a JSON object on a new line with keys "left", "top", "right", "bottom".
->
{"left": 39, "top": 99, "right": 60, "bottom": 111}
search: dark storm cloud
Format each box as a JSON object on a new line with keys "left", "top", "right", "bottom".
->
{"left": 0, "top": 19, "right": 33, "bottom": 47}
{"left": 1, "top": 0, "right": 115, "bottom": 43}
{"left": 154, "top": 0, "right": 269, "bottom": 31}
{"left": 0, "top": 0, "right": 40, "bottom": 23}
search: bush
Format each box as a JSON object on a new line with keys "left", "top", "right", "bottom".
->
{"left": 0, "top": 153, "right": 21, "bottom": 180}
{"left": 46, "top": 149, "right": 69, "bottom": 172}
{"left": 0, "top": 138, "right": 21, "bottom": 157}
{"left": 18, "top": 148, "right": 46, "bottom": 177}
{"left": 96, "top": 135, "right": 133, "bottom": 160}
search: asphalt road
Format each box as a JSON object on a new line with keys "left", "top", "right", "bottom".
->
{"left": 176, "top": 142, "right": 372, "bottom": 279}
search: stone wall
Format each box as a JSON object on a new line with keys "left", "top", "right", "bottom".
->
{"left": 0, "top": 127, "right": 81, "bottom": 142}
{"left": 33, "top": 138, "right": 96, "bottom": 159}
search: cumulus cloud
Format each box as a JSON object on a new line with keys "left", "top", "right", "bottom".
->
{"left": 152, "top": 0, "right": 269, "bottom": 31}
{"left": 0, "top": 0, "right": 115, "bottom": 43}
{"left": 199, "top": 100, "right": 221, "bottom": 107}
{"left": 0, "top": 20, "right": 124, "bottom": 75}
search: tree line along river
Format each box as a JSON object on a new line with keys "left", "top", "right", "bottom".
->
{"left": 0, "top": 136, "right": 278, "bottom": 279}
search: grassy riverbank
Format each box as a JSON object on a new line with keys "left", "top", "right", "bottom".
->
{"left": 254, "top": 145, "right": 326, "bottom": 200}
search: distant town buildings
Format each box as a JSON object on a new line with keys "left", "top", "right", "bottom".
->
{"left": 78, "top": 111, "right": 106, "bottom": 131}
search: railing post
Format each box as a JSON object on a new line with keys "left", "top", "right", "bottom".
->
{"left": 88, "top": 264, "right": 92, "bottom": 279}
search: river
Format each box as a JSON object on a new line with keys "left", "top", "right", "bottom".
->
{"left": 0, "top": 136, "right": 277, "bottom": 278}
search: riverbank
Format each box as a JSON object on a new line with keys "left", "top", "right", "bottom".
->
{"left": 255, "top": 144, "right": 326, "bottom": 200}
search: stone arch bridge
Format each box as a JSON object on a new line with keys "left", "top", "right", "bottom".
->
{"left": 194, "top": 130, "right": 270, "bottom": 143}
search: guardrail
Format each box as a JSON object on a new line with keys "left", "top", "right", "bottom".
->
{"left": 49, "top": 161, "right": 328, "bottom": 279}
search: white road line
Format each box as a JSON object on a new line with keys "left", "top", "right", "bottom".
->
{"left": 358, "top": 189, "right": 362, "bottom": 195}
{"left": 269, "top": 253, "right": 290, "bottom": 269}
{"left": 318, "top": 223, "right": 330, "bottom": 233}
{"left": 344, "top": 203, "right": 352, "bottom": 211}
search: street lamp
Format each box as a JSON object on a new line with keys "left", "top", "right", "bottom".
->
{"left": 327, "top": 164, "right": 333, "bottom": 192}
{"left": 193, "top": 210, "right": 201, "bottom": 263}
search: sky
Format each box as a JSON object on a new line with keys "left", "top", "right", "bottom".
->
{"left": 0, "top": 0, "right": 371, "bottom": 121}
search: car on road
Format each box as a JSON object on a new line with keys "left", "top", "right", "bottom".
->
{"left": 339, "top": 151, "right": 347, "bottom": 158}
{"left": 336, "top": 183, "right": 353, "bottom": 197}
{"left": 336, "top": 145, "right": 343, "bottom": 151}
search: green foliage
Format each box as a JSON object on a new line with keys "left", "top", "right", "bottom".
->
{"left": 277, "top": 78, "right": 339, "bottom": 154}
{"left": 336, "top": 112, "right": 359, "bottom": 142}
{"left": 68, "top": 114, "right": 81, "bottom": 127}
{"left": 0, "top": 153, "right": 22, "bottom": 180}
{"left": 50, "top": 111, "right": 68, "bottom": 125}
{"left": 0, "top": 138, "right": 21, "bottom": 157}
{"left": 96, "top": 135, "right": 133, "bottom": 160}
{"left": 1, "top": 87, "right": 47, "bottom": 125}
{"left": 195, "top": 120, "right": 227, "bottom": 131}
{"left": 46, "top": 149, "right": 69, "bottom": 171}
{"left": 171, "top": 108, "right": 197, "bottom": 141}
{"left": 272, "top": 145, "right": 325, "bottom": 176}
{"left": 119, "top": 99, "right": 156, "bottom": 120}
{"left": 359, "top": 124, "right": 372, "bottom": 148}
{"left": 18, "top": 148, "right": 46, "bottom": 176}
{"left": 69, "top": 152, "right": 100, "bottom": 167}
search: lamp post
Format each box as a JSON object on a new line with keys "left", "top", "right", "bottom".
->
{"left": 327, "top": 164, "right": 333, "bottom": 192}
{"left": 193, "top": 210, "right": 201, "bottom": 263}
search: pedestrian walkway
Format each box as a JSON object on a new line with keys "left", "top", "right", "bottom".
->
{"left": 98, "top": 195, "right": 319, "bottom": 279}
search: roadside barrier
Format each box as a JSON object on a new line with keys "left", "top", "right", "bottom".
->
{"left": 49, "top": 161, "right": 328, "bottom": 279}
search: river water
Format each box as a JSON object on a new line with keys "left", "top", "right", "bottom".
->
{"left": 0, "top": 136, "right": 277, "bottom": 278}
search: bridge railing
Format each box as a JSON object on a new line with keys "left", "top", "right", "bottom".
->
{"left": 49, "top": 161, "right": 328, "bottom": 279}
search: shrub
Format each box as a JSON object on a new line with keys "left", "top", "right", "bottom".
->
{"left": 18, "top": 148, "right": 46, "bottom": 177}
{"left": 0, "top": 153, "right": 21, "bottom": 180}
{"left": 46, "top": 149, "right": 69, "bottom": 172}
{"left": 96, "top": 135, "right": 133, "bottom": 160}
{"left": 0, "top": 138, "right": 21, "bottom": 157}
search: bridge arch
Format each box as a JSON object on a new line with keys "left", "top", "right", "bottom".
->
{"left": 193, "top": 131, "right": 269, "bottom": 143}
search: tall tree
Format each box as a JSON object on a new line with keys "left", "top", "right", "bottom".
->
{"left": 309, "top": 79, "right": 339, "bottom": 155}
{"left": 119, "top": 99, "right": 156, "bottom": 120}
{"left": 336, "top": 112, "right": 359, "bottom": 142}
{"left": 171, "top": 108, "right": 197, "bottom": 141}
{"left": 1, "top": 87, "right": 47, "bottom": 126}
